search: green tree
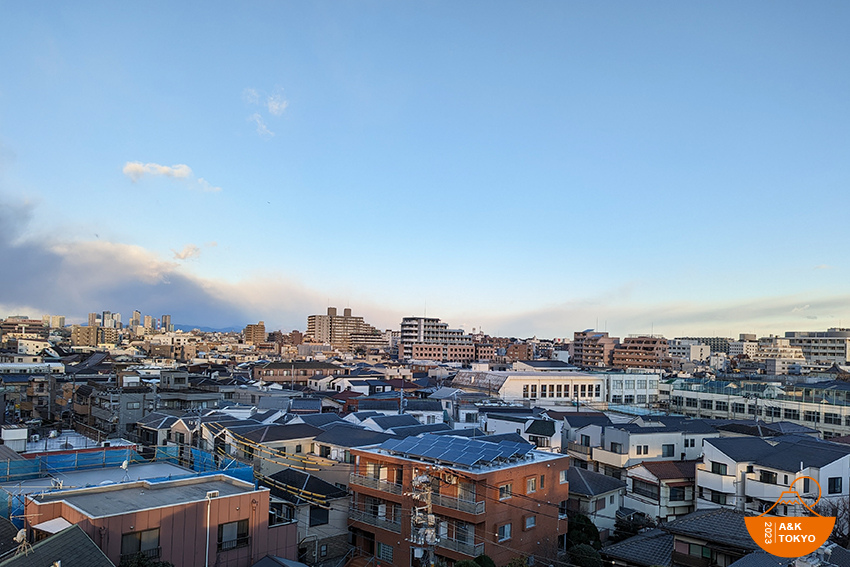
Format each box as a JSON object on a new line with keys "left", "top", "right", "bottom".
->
{"left": 474, "top": 555, "right": 497, "bottom": 567}
{"left": 121, "top": 554, "right": 175, "bottom": 567}
{"left": 456, "top": 561, "right": 479, "bottom": 567}
{"left": 566, "top": 513, "right": 602, "bottom": 550}
{"left": 569, "top": 543, "right": 603, "bottom": 567}
{"left": 505, "top": 557, "right": 528, "bottom": 567}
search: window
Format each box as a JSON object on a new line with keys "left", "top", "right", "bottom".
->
{"left": 710, "top": 491, "right": 727, "bottom": 504}
{"left": 498, "top": 523, "right": 512, "bottom": 541}
{"left": 295, "top": 444, "right": 302, "bottom": 453}
{"left": 522, "top": 385, "right": 529, "bottom": 398}
{"left": 218, "top": 520, "right": 249, "bottom": 551}
{"left": 595, "top": 498, "right": 605, "bottom": 511}
{"left": 710, "top": 462, "right": 727, "bottom": 475}
{"left": 560, "top": 470, "right": 568, "bottom": 484}
{"left": 610, "top": 442, "right": 623, "bottom": 453}
{"left": 632, "top": 479, "right": 659, "bottom": 501}
{"left": 829, "top": 477, "right": 842, "bottom": 494}
{"left": 580, "top": 434, "right": 591, "bottom": 447}
{"left": 759, "top": 470, "right": 778, "bottom": 484}
{"left": 527, "top": 477, "right": 537, "bottom": 493}
{"left": 732, "top": 403, "right": 746, "bottom": 413}
{"left": 581, "top": 384, "right": 587, "bottom": 397}
{"left": 662, "top": 444, "right": 674, "bottom": 457}
{"left": 309, "top": 505, "right": 329, "bottom": 526}
{"left": 701, "top": 400, "right": 713, "bottom": 410}
{"left": 804, "top": 411, "right": 821, "bottom": 423}
{"left": 121, "top": 528, "right": 160, "bottom": 561}
{"left": 625, "top": 380, "right": 635, "bottom": 389}
{"left": 377, "top": 543, "right": 393, "bottom": 562}
{"left": 556, "top": 384, "right": 563, "bottom": 397}
{"left": 127, "top": 402, "right": 141, "bottom": 410}
{"left": 320, "top": 544, "right": 328, "bottom": 558}
{"left": 637, "top": 394, "right": 647, "bottom": 404}
{"left": 715, "top": 401, "right": 728, "bottom": 412}
{"left": 637, "top": 380, "right": 647, "bottom": 389}
{"left": 559, "top": 500, "right": 569, "bottom": 518}
{"left": 611, "top": 395, "right": 622, "bottom": 404}
{"left": 765, "top": 407, "right": 781, "bottom": 418}
{"left": 624, "top": 395, "right": 635, "bottom": 404}
{"left": 525, "top": 515, "right": 536, "bottom": 529}
{"left": 784, "top": 409, "right": 800, "bottom": 420}
{"left": 499, "top": 484, "right": 512, "bottom": 500}
{"left": 824, "top": 413, "right": 841, "bottom": 425}
{"left": 530, "top": 385, "right": 537, "bottom": 398}
{"left": 685, "top": 398, "right": 698, "bottom": 408}
{"left": 595, "top": 385, "right": 601, "bottom": 397}
{"left": 613, "top": 380, "right": 623, "bottom": 390}
{"left": 669, "top": 487, "right": 685, "bottom": 501}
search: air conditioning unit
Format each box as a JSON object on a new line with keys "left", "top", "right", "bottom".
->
{"left": 206, "top": 490, "right": 219, "bottom": 499}
{"left": 442, "top": 473, "right": 457, "bottom": 485}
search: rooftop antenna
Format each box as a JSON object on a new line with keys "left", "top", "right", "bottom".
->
{"left": 14, "top": 529, "right": 32, "bottom": 556}
{"left": 121, "top": 459, "right": 130, "bottom": 482}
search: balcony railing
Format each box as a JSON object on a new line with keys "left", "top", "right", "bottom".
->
{"left": 567, "top": 441, "right": 593, "bottom": 456}
{"left": 431, "top": 493, "right": 485, "bottom": 515}
{"left": 120, "top": 547, "right": 161, "bottom": 565}
{"left": 349, "top": 508, "right": 402, "bottom": 534}
{"left": 436, "top": 536, "right": 485, "bottom": 557}
{"left": 349, "top": 474, "right": 404, "bottom": 495}
{"left": 218, "top": 536, "right": 251, "bottom": 552}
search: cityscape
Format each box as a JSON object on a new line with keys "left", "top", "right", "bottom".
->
{"left": 2, "top": 2, "right": 850, "bottom": 567}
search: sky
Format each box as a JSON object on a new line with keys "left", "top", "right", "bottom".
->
{"left": 1, "top": 2, "right": 849, "bottom": 339}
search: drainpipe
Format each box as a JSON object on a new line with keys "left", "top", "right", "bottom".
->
{"left": 205, "top": 493, "right": 212, "bottom": 567}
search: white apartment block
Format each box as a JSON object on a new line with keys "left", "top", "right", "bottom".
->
{"left": 399, "top": 316, "right": 471, "bottom": 359}
{"left": 728, "top": 341, "right": 758, "bottom": 358}
{"left": 784, "top": 329, "right": 850, "bottom": 365}
{"left": 668, "top": 340, "right": 711, "bottom": 362}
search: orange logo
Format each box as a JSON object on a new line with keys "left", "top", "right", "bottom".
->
{"left": 745, "top": 476, "right": 835, "bottom": 558}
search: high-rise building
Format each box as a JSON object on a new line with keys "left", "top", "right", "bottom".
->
{"left": 161, "top": 314, "right": 172, "bottom": 332}
{"left": 612, "top": 335, "right": 673, "bottom": 370}
{"left": 571, "top": 330, "right": 620, "bottom": 367}
{"left": 88, "top": 312, "right": 99, "bottom": 327}
{"left": 399, "top": 316, "right": 472, "bottom": 360}
{"left": 143, "top": 315, "right": 153, "bottom": 329}
{"left": 41, "top": 315, "right": 65, "bottom": 328}
{"left": 129, "top": 310, "right": 141, "bottom": 329}
{"left": 244, "top": 321, "right": 266, "bottom": 345}
{"left": 306, "top": 307, "right": 382, "bottom": 352}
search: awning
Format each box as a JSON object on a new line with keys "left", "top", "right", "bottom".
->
{"left": 665, "top": 481, "right": 693, "bottom": 488}
{"left": 32, "top": 517, "right": 72, "bottom": 534}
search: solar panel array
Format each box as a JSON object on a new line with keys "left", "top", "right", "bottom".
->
{"left": 378, "top": 434, "right": 533, "bottom": 468}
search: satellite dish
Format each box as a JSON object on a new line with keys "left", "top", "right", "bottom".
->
{"left": 14, "top": 530, "right": 25, "bottom": 543}
{"left": 120, "top": 460, "right": 128, "bottom": 471}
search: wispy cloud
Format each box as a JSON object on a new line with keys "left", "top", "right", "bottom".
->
{"left": 814, "top": 264, "right": 833, "bottom": 270}
{"left": 243, "top": 86, "right": 287, "bottom": 137}
{"left": 248, "top": 113, "right": 274, "bottom": 137}
{"left": 122, "top": 162, "right": 191, "bottom": 182}
{"left": 267, "top": 93, "right": 288, "bottom": 116}
{"left": 122, "top": 162, "right": 221, "bottom": 192}
{"left": 791, "top": 304, "right": 810, "bottom": 313}
{"left": 172, "top": 244, "right": 201, "bottom": 261}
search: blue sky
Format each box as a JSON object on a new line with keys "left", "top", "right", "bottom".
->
{"left": 1, "top": 2, "right": 849, "bottom": 338}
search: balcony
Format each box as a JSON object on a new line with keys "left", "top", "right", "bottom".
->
{"left": 120, "top": 547, "right": 162, "bottom": 565}
{"left": 593, "top": 447, "right": 629, "bottom": 469}
{"left": 348, "top": 508, "right": 402, "bottom": 534}
{"left": 672, "top": 550, "right": 711, "bottom": 567}
{"left": 436, "top": 536, "right": 485, "bottom": 557}
{"left": 744, "top": 478, "right": 785, "bottom": 502}
{"left": 696, "top": 466, "right": 736, "bottom": 494}
{"left": 567, "top": 441, "right": 593, "bottom": 456}
{"left": 431, "top": 493, "right": 485, "bottom": 515}
{"left": 218, "top": 536, "right": 251, "bottom": 552}
{"left": 349, "top": 474, "right": 404, "bottom": 496}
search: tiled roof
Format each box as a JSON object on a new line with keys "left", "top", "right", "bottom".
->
{"left": 639, "top": 460, "right": 698, "bottom": 481}
{"left": 728, "top": 551, "right": 794, "bottom": 567}
{"left": 241, "top": 424, "right": 323, "bottom": 443}
{"left": 568, "top": 467, "right": 626, "bottom": 497}
{"left": 0, "top": 524, "right": 115, "bottom": 567}
{"left": 313, "top": 425, "right": 395, "bottom": 447}
{"left": 663, "top": 508, "right": 758, "bottom": 551}
{"left": 264, "top": 468, "right": 347, "bottom": 505}
{"left": 601, "top": 528, "right": 673, "bottom": 567}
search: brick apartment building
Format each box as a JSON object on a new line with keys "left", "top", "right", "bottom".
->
{"left": 572, "top": 331, "right": 620, "bottom": 368}
{"left": 612, "top": 336, "right": 673, "bottom": 370}
{"left": 348, "top": 434, "right": 569, "bottom": 566}
{"left": 25, "top": 474, "right": 297, "bottom": 567}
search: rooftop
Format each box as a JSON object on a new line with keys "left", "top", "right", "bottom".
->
{"left": 33, "top": 475, "right": 255, "bottom": 517}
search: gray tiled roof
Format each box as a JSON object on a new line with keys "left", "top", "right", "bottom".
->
{"left": 0, "top": 525, "right": 114, "bottom": 567}
{"left": 568, "top": 467, "right": 626, "bottom": 497}
{"left": 313, "top": 425, "right": 395, "bottom": 448}
{"left": 728, "top": 551, "right": 794, "bottom": 567}
{"left": 663, "top": 508, "right": 758, "bottom": 551}
{"left": 601, "top": 528, "right": 673, "bottom": 567}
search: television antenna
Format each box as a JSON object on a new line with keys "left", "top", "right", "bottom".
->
{"left": 121, "top": 460, "right": 130, "bottom": 482}
{"left": 14, "top": 529, "right": 32, "bottom": 556}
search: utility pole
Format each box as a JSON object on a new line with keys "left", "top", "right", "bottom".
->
{"left": 409, "top": 470, "right": 437, "bottom": 567}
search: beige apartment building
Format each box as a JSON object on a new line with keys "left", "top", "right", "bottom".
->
{"left": 306, "top": 307, "right": 381, "bottom": 352}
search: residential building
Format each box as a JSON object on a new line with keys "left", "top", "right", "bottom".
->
{"left": 399, "top": 317, "right": 472, "bottom": 360}
{"left": 349, "top": 434, "right": 569, "bottom": 566}
{"left": 676, "top": 337, "right": 733, "bottom": 355}
{"left": 784, "top": 328, "right": 850, "bottom": 365}
{"left": 566, "top": 467, "right": 626, "bottom": 538}
{"left": 25, "top": 474, "right": 297, "bottom": 567}
{"left": 244, "top": 321, "right": 267, "bottom": 345}
{"left": 625, "top": 460, "right": 698, "bottom": 522}
{"left": 571, "top": 330, "right": 619, "bottom": 368}
{"left": 668, "top": 340, "right": 711, "bottom": 362}
{"left": 306, "top": 307, "right": 382, "bottom": 352}
{"left": 612, "top": 336, "right": 673, "bottom": 371}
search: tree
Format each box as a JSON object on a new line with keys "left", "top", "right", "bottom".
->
{"left": 566, "top": 513, "right": 602, "bottom": 550}
{"left": 569, "top": 543, "right": 603, "bottom": 567}
{"left": 505, "top": 557, "right": 528, "bottom": 567}
{"left": 612, "top": 511, "right": 654, "bottom": 543}
{"left": 455, "top": 561, "right": 479, "bottom": 567}
{"left": 815, "top": 496, "right": 850, "bottom": 547}
{"left": 474, "top": 555, "right": 497, "bottom": 567}
{"left": 121, "top": 555, "right": 175, "bottom": 567}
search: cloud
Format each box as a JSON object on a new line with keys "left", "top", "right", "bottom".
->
{"left": 248, "top": 114, "right": 274, "bottom": 137}
{"left": 172, "top": 244, "right": 201, "bottom": 261}
{"left": 122, "top": 162, "right": 192, "bottom": 182}
{"left": 791, "top": 305, "right": 810, "bottom": 313}
{"left": 267, "top": 93, "right": 288, "bottom": 116}
{"left": 122, "top": 162, "right": 221, "bottom": 192}
{"left": 242, "top": 88, "right": 259, "bottom": 105}
{"left": 814, "top": 264, "right": 833, "bottom": 270}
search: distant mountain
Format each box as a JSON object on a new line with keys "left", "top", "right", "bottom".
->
{"left": 173, "top": 324, "right": 242, "bottom": 333}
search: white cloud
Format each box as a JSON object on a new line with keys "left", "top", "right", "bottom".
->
{"left": 172, "top": 244, "right": 201, "bottom": 261}
{"left": 122, "top": 162, "right": 192, "bottom": 182}
{"left": 122, "top": 161, "right": 222, "bottom": 192}
{"left": 792, "top": 304, "right": 810, "bottom": 313}
{"left": 242, "top": 88, "right": 259, "bottom": 105}
{"left": 196, "top": 178, "right": 222, "bottom": 193}
{"left": 267, "top": 93, "right": 288, "bottom": 116}
{"left": 814, "top": 264, "right": 833, "bottom": 270}
{"left": 249, "top": 113, "right": 274, "bottom": 137}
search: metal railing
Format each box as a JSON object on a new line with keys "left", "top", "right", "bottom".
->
{"left": 436, "top": 536, "right": 485, "bottom": 557}
{"left": 567, "top": 441, "right": 593, "bottom": 455}
{"left": 431, "top": 493, "right": 485, "bottom": 515}
{"left": 348, "top": 508, "right": 402, "bottom": 534}
{"left": 349, "top": 474, "right": 404, "bottom": 495}
{"left": 120, "top": 547, "right": 161, "bottom": 564}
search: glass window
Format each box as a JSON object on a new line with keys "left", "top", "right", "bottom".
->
{"left": 498, "top": 523, "right": 512, "bottom": 541}
{"left": 499, "top": 484, "right": 512, "bottom": 499}
{"left": 662, "top": 444, "right": 674, "bottom": 457}
{"left": 669, "top": 487, "right": 685, "bottom": 501}
{"left": 560, "top": 470, "right": 568, "bottom": 484}
{"left": 829, "top": 477, "right": 842, "bottom": 494}
{"left": 218, "top": 520, "right": 249, "bottom": 551}
{"left": 309, "top": 505, "right": 329, "bottom": 526}
{"left": 377, "top": 543, "right": 393, "bottom": 562}
{"left": 526, "top": 477, "right": 537, "bottom": 493}
{"left": 711, "top": 461, "right": 727, "bottom": 475}
{"left": 121, "top": 528, "right": 160, "bottom": 560}
{"left": 525, "top": 516, "right": 536, "bottom": 529}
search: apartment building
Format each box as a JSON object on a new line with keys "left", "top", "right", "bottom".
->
{"left": 625, "top": 460, "right": 698, "bottom": 522}
{"left": 571, "top": 330, "right": 619, "bottom": 368}
{"left": 25, "top": 475, "right": 297, "bottom": 567}
{"left": 349, "top": 434, "right": 569, "bottom": 566}
{"left": 612, "top": 336, "right": 673, "bottom": 371}
{"left": 399, "top": 317, "right": 472, "bottom": 360}
{"left": 307, "top": 307, "right": 382, "bottom": 352}
{"left": 784, "top": 328, "right": 850, "bottom": 365}
{"left": 668, "top": 340, "right": 711, "bottom": 362}
{"left": 243, "top": 321, "right": 266, "bottom": 345}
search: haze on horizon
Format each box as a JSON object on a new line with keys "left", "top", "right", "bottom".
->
{"left": 1, "top": 2, "right": 848, "bottom": 339}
